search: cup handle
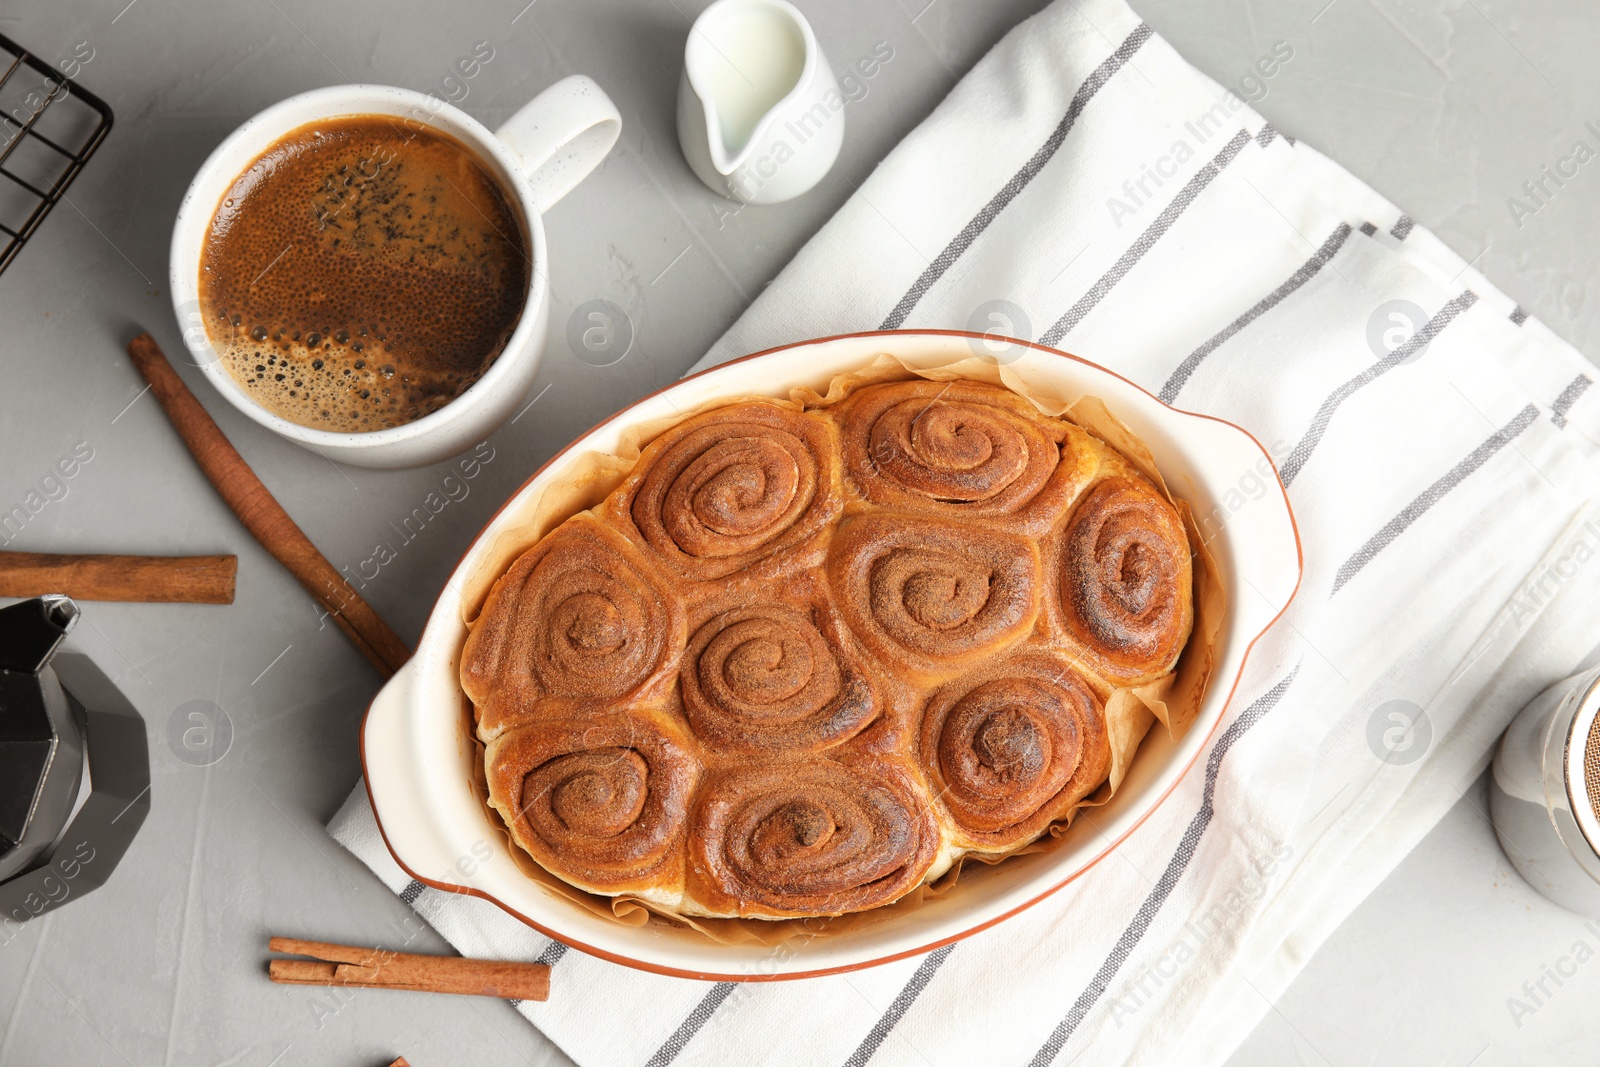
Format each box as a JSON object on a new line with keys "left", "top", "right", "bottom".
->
{"left": 495, "top": 74, "right": 621, "bottom": 215}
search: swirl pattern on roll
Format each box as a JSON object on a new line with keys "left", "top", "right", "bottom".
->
{"left": 681, "top": 593, "right": 877, "bottom": 754}
{"left": 623, "top": 402, "right": 841, "bottom": 581}
{"left": 487, "top": 712, "right": 696, "bottom": 893}
{"left": 829, "top": 514, "right": 1040, "bottom": 672}
{"left": 691, "top": 758, "right": 938, "bottom": 916}
{"left": 1056, "top": 477, "right": 1193, "bottom": 682}
{"left": 461, "top": 516, "right": 682, "bottom": 736}
{"left": 836, "top": 380, "right": 1084, "bottom": 527}
{"left": 920, "top": 657, "right": 1109, "bottom": 848}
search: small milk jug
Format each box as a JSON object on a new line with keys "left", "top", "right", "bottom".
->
{"left": 677, "top": 0, "right": 844, "bottom": 205}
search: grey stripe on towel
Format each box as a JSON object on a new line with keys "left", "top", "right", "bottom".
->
{"left": 644, "top": 983, "right": 737, "bottom": 1067}
{"left": 1038, "top": 128, "right": 1252, "bottom": 347}
{"left": 1278, "top": 290, "right": 1478, "bottom": 486}
{"left": 1331, "top": 404, "right": 1539, "bottom": 594}
{"left": 1027, "top": 667, "right": 1301, "bottom": 1066}
{"left": 840, "top": 944, "right": 958, "bottom": 1066}
{"left": 877, "top": 23, "right": 1154, "bottom": 331}
{"left": 533, "top": 940, "right": 569, "bottom": 968}
{"left": 1550, "top": 374, "right": 1591, "bottom": 428}
{"left": 1158, "top": 221, "right": 1354, "bottom": 403}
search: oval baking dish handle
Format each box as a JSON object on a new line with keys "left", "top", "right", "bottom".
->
{"left": 1232, "top": 462, "right": 1303, "bottom": 639}
{"left": 496, "top": 74, "right": 622, "bottom": 216}
{"left": 361, "top": 657, "right": 456, "bottom": 886}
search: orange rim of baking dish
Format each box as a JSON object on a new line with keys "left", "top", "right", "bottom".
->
{"left": 359, "top": 328, "right": 1305, "bottom": 983}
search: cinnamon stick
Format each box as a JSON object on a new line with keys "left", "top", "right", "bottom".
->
{"left": 0, "top": 550, "right": 237, "bottom": 603}
{"left": 124, "top": 333, "right": 410, "bottom": 676}
{"left": 268, "top": 937, "right": 550, "bottom": 1001}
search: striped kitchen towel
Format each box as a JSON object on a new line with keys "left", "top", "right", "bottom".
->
{"left": 331, "top": 0, "right": 1600, "bottom": 1063}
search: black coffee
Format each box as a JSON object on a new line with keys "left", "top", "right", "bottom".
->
{"left": 199, "top": 115, "right": 529, "bottom": 433}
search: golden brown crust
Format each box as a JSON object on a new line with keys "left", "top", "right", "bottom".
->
{"left": 1048, "top": 475, "right": 1193, "bottom": 685}
{"left": 461, "top": 514, "right": 685, "bottom": 739}
{"left": 918, "top": 653, "right": 1110, "bottom": 851}
{"left": 610, "top": 401, "right": 842, "bottom": 582}
{"left": 687, "top": 756, "right": 939, "bottom": 917}
{"left": 834, "top": 379, "right": 1094, "bottom": 531}
{"left": 827, "top": 514, "right": 1040, "bottom": 682}
{"left": 679, "top": 573, "right": 880, "bottom": 755}
{"left": 486, "top": 711, "right": 698, "bottom": 896}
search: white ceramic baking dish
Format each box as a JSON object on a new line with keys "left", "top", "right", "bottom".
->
{"left": 360, "top": 330, "right": 1302, "bottom": 981}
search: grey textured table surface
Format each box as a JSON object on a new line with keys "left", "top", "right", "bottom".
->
{"left": 3, "top": 1, "right": 1598, "bottom": 1065}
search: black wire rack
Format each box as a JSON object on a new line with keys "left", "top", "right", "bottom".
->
{"left": 0, "top": 33, "right": 113, "bottom": 278}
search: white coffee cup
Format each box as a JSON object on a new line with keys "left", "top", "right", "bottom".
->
{"left": 169, "top": 77, "right": 620, "bottom": 469}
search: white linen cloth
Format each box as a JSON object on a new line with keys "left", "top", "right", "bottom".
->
{"left": 331, "top": 0, "right": 1600, "bottom": 1062}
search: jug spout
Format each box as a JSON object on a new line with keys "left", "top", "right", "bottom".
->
{"left": 688, "top": 0, "right": 809, "bottom": 173}
{"left": 0, "top": 594, "right": 79, "bottom": 675}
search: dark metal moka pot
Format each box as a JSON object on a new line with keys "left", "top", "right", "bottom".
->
{"left": 0, "top": 595, "right": 150, "bottom": 931}
{"left": 0, "top": 595, "right": 85, "bottom": 881}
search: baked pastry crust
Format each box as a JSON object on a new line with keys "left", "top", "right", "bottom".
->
{"left": 464, "top": 378, "right": 1196, "bottom": 919}
{"left": 834, "top": 378, "right": 1096, "bottom": 531}
{"left": 919, "top": 652, "right": 1111, "bottom": 851}
{"left": 688, "top": 755, "right": 940, "bottom": 917}
{"left": 483, "top": 709, "right": 698, "bottom": 901}
{"left": 462, "top": 514, "right": 686, "bottom": 740}
{"left": 608, "top": 400, "right": 842, "bottom": 584}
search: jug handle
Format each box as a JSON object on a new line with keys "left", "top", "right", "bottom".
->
{"left": 495, "top": 75, "right": 622, "bottom": 216}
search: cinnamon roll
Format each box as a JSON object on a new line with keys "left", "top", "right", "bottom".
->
{"left": 690, "top": 758, "right": 938, "bottom": 916}
{"left": 835, "top": 380, "right": 1092, "bottom": 530}
{"left": 486, "top": 711, "right": 697, "bottom": 897}
{"left": 680, "top": 585, "right": 878, "bottom": 754}
{"left": 919, "top": 655, "right": 1109, "bottom": 850}
{"left": 829, "top": 515, "right": 1040, "bottom": 676}
{"left": 461, "top": 514, "right": 685, "bottom": 737}
{"left": 1052, "top": 477, "right": 1193, "bottom": 683}
{"left": 616, "top": 401, "right": 841, "bottom": 582}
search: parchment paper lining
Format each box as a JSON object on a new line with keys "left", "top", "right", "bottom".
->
{"left": 459, "top": 352, "right": 1225, "bottom": 946}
